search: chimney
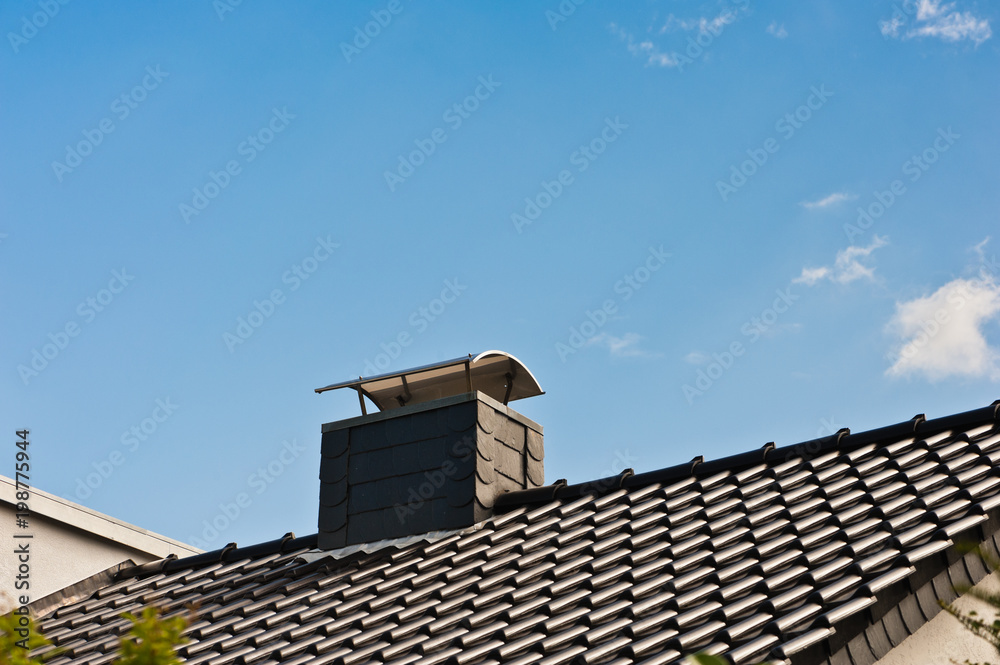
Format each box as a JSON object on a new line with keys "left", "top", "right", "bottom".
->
{"left": 314, "top": 351, "right": 544, "bottom": 549}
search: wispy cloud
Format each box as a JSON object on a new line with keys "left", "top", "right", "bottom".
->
{"left": 794, "top": 236, "right": 889, "bottom": 286}
{"left": 611, "top": 4, "right": 749, "bottom": 69}
{"left": 973, "top": 236, "right": 991, "bottom": 264}
{"left": 684, "top": 351, "right": 709, "bottom": 364}
{"left": 587, "top": 332, "right": 662, "bottom": 358}
{"left": 766, "top": 21, "right": 788, "bottom": 38}
{"left": 801, "top": 192, "right": 854, "bottom": 209}
{"left": 659, "top": 11, "right": 737, "bottom": 35}
{"left": 880, "top": 0, "right": 991, "bottom": 45}
{"left": 609, "top": 23, "right": 678, "bottom": 67}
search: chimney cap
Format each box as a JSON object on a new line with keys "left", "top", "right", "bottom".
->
{"left": 315, "top": 350, "right": 544, "bottom": 414}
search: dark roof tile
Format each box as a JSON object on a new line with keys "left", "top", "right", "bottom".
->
{"left": 34, "top": 403, "right": 1000, "bottom": 665}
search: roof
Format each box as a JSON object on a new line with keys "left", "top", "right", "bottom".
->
{"left": 0, "top": 474, "right": 201, "bottom": 559}
{"left": 33, "top": 400, "right": 1000, "bottom": 665}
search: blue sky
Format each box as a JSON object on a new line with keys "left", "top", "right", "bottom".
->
{"left": 2, "top": 1, "right": 998, "bottom": 550}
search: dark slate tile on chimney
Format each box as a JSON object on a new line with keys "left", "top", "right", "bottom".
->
{"left": 385, "top": 412, "right": 419, "bottom": 446}
{"left": 527, "top": 458, "right": 544, "bottom": 487}
{"left": 430, "top": 495, "right": 473, "bottom": 530}
{"left": 407, "top": 407, "right": 450, "bottom": 442}
{"left": 394, "top": 469, "right": 447, "bottom": 504}
{"left": 475, "top": 454, "right": 498, "bottom": 486}
{"left": 350, "top": 480, "right": 384, "bottom": 514}
{"left": 346, "top": 508, "right": 388, "bottom": 544}
{"left": 348, "top": 451, "right": 371, "bottom": 485}
{"left": 318, "top": 502, "right": 346, "bottom": 533}
{"left": 321, "top": 429, "right": 349, "bottom": 458}
{"left": 445, "top": 480, "right": 474, "bottom": 510}
{"left": 320, "top": 454, "right": 348, "bottom": 485}
{"left": 354, "top": 420, "right": 390, "bottom": 452}
{"left": 418, "top": 437, "right": 449, "bottom": 468}
{"left": 319, "top": 480, "right": 347, "bottom": 508}
{"left": 527, "top": 429, "right": 543, "bottom": 463}
{"left": 379, "top": 475, "right": 413, "bottom": 507}
{"left": 367, "top": 446, "right": 399, "bottom": 482}
{"left": 476, "top": 400, "right": 501, "bottom": 435}
{"left": 493, "top": 440, "right": 527, "bottom": 484}
{"left": 381, "top": 505, "right": 415, "bottom": 538}
{"left": 496, "top": 417, "right": 525, "bottom": 452}
{"left": 392, "top": 441, "right": 422, "bottom": 476}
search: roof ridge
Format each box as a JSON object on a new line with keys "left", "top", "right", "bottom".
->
{"left": 116, "top": 532, "right": 318, "bottom": 579}
{"left": 495, "top": 400, "right": 1000, "bottom": 512}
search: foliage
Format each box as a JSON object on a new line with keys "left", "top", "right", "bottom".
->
{"left": 0, "top": 606, "right": 57, "bottom": 665}
{"left": 1, "top": 599, "right": 188, "bottom": 665}
{"left": 116, "top": 606, "right": 190, "bottom": 665}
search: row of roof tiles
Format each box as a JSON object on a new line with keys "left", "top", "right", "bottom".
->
{"left": 34, "top": 401, "right": 1000, "bottom": 665}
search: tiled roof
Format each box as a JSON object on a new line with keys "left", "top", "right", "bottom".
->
{"left": 34, "top": 401, "right": 1000, "bottom": 665}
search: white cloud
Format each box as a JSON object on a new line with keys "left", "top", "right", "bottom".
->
{"left": 586, "top": 332, "right": 661, "bottom": 358}
{"left": 766, "top": 21, "right": 788, "bottom": 38}
{"left": 881, "top": 0, "right": 991, "bottom": 45}
{"left": 613, "top": 7, "right": 747, "bottom": 68}
{"left": 660, "top": 11, "right": 736, "bottom": 35}
{"left": 794, "top": 236, "right": 889, "bottom": 286}
{"left": 610, "top": 23, "right": 678, "bottom": 67}
{"left": 886, "top": 274, "right": 1000, "bottom": 381}
{"left": 684, "top": 351, "right": 709, "bottom": 364}
{"left": 801, "top": 192, "right": 854, "bottom": 209}
{"left": 880, "top": 16, "right": 906, "bottom": 38}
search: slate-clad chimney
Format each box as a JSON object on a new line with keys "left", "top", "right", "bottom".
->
{"left": 314, "top": 351, "right": 544, "bottom": 549}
